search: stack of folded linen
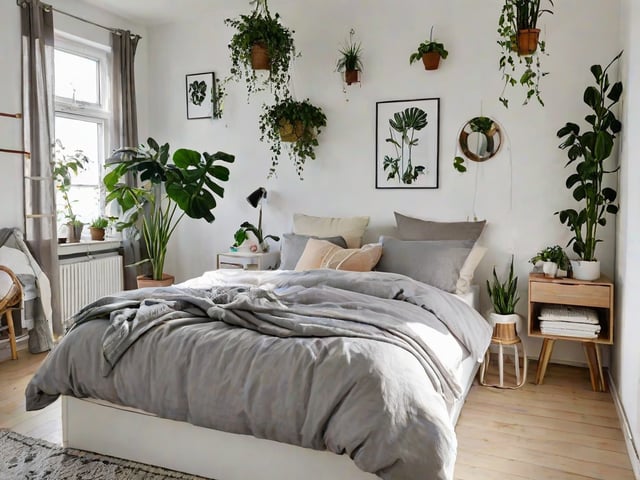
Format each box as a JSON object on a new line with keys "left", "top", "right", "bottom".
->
{"left": 539, "top": 305, "right": 601, "bottom": 338}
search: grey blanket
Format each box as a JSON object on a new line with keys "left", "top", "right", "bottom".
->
{"left": 26, "top": 269, "right": 491, "bottom": 480}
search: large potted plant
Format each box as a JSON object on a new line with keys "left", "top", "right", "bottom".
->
{"left": 409, "top": 27, "right": 448, "bottom": 71}
{"left": 225, "top": 0, "right": 296, "bottom": 103}
{"left": 259, "top": 98, "right": 327, "bottom": 179}
{"left": 336, "top": 30, "right": 363, "bottom": 85}
{"left": 556, "top": 53, "right": 623, "bottom": 281}
{"left": 105, "top": 138, "right": 235, "bottom": 288}
{"left": 486, "top": 257, "right": 521, "bottom": 339}
{"left": 53, "top": 140, "right": 89, "bottom": 243}
{"left": 497, "top": 0, "right": 553, "bottom": 108}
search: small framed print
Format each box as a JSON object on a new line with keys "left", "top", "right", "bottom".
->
{"left": 375, "top": 97, "right": 440, "bottom": 189}
{"left": 186, "top": 72, "right": 214, "bottom": 119}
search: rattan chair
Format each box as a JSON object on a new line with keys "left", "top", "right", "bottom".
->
{"left": 0, "top": 266, "right": 22, "bottom": 361}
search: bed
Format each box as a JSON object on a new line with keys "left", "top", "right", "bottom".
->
{"left": 26, "top": 269, "right": 491, "bottom": 480}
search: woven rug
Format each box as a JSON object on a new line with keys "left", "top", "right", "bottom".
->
{"left": 0, "top": 430, "right": 210, "bottom": 479}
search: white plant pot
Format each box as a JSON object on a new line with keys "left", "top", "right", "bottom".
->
{"left": 571, "top": 260, "right": 600, "bottom": 281}
{"left": 542, "top": 261, "right": 558, "bottom": 278}
{"left": 487, "top": 312, "right": 522, "bottom": 333}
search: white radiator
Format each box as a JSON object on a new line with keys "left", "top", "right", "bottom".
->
{"left": 59, "top": 254, "right": 124, "bottom": 327}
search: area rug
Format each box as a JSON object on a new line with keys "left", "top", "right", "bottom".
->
{"left": 0, "top": 430, "right": 210, "bottom": 479}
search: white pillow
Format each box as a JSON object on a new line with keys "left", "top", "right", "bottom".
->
{"left": 292, "top": 214, "right": 370, "bottom": 249}
{"left": 455, "top": 245, "right": 487, "bottom": 295}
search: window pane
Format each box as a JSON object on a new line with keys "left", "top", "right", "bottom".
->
{"left": 55, "top": 49, "right": 99, "bottom": 104}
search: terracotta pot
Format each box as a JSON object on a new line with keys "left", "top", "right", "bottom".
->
{"left": 136, "top": 273, "right": 175, "bottom": 289}
{"left": 421, "top": 52, "right": 441, "bottom": 70}
{"left": 278, "top": 120, "right": 306, "bottom": 142}
{"left": 89, "top": 227, "right": 105, "bottom": 241}
{"left": 517, "top": 28, "right": 540, "bottom": 56}
{"left": 251, "top": 43, "right": 270, "bottom": 70}
{"left": 344, "top": 69, "right": 359, "bottom": 85}
{"left": 66, "top": 223, "right": 84, "bottom": 243}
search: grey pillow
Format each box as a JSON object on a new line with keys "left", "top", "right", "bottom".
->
{"left": 394, "top": 212, "right": 486, "bottom": 242}
{"left": 280, "top": 234, "right": 347, "bottom": 270}
{"left": 376, "top": 236, "right": 475, "bottom": 292}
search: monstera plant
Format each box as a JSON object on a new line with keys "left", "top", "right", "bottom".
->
{"left": 384, "top": 107, "right": 428, "bottom": 184}
{"left": 104, "top": 138, "right": 235, "bottom": 286}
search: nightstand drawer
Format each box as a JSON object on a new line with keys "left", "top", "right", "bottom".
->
{"left": 530, "top": 281, "right": 610, "bottom": 308}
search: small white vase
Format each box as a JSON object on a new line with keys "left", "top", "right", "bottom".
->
{"left": 542, "top": 261, "right": 558, "bottom": 278}
{"left": 571, "top": 260, "right": 600, "bottom": 281}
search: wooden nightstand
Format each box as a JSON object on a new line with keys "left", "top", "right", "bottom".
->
{"left": 528, "top": 273, "right": 614, "bottom": 392}
{"left": 217, "top": 251, "right": 280, "bottom": 271}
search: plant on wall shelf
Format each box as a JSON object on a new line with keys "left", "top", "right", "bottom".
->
{"left": 336, "top": 29, "right": 363, "bottom": 86}
{"left": 384, "top": 107, "right": 428, "bottom": 184}
{"left": 259, "top": 98, "right": 327, "bottom": 179}
{"left": 105, "top": 138, "right": 235, "bottom": 285}
{"left": 225, "top": 0, "right": 296, "bottom": 103}
{"left": 409, "top": 27, "right": 448, "bottom": 71}
{"left": 497, "top": 0, "right": 553, "bottom": 108}
{"left": 555, "top": 52, "right": 623, "bottom": 279}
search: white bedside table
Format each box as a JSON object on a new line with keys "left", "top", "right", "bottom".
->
{"left": 217, "top": 251, "right": 280, "bottom": 271}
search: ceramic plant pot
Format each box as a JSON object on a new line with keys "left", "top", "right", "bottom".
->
{"left": 344, "top": 69, "right": 359, "bottom": 85}
{"left": 517, "top": 28, "right": 540, "bottom": 56}
{"left": 89, "top": 227, "right": 105, "bottom": 241}
{"left": 488, "top": 312, "right": 522, "bottom": 340}
{"left": 136, "top": 273, "right": 175, "bottom": 289}
{"left": 421, "top": 52, "right": 441, "bottom": 70}
{"left": 67, "top": 223, "right": 84, "bottom": 243}
{"left": 251, "top": 43, "right": 270, "bottom": 70}
{"left": 571, "top": 260, "right": 600, "bottom": 281}
{"left": 542, "top": 261, "right": 558, "bottom": 278}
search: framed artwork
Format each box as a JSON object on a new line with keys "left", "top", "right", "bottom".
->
{"left": 375, "top": 97, "right": 440, "bottom": 189}
{"left": 186, "top": 72, "right": 214, "bottom": 119}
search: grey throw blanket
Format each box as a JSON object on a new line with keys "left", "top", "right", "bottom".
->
{"left": 27, "top": 269, "right": 491, "bottom": 480}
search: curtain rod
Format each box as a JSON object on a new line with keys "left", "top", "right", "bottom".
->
{"left": 17, "top": 0, "right": 142, "bottom": 39}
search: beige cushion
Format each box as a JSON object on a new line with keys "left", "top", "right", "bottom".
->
{"left": 293, "top": 214, "right": 370, "bottom": 248}
{"left": 295, "top": 239, "right": 382, "bottom": 272}
{"left": 455, "top": 245, "right": 488, "bottom": 295}
{"left": 394, "top": 212, "right": 486, "bottom": 242}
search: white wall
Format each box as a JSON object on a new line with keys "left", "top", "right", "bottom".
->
{"left": 614, "top": 0, "right": 640, "bottom": 468}
{"left": 0, "top": 0, "right": 149, "bottom": 228}
{"left": 147, "top": 0, "right": 622, "bottom": 366}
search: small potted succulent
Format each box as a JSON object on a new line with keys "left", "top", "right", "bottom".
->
{"left": 259, "top": 97, "right": 327, "bottom": 179}
{"left": 336, "top": 30, "right": 363, "bottom": 86}
{"left": 409, "top": 27, "right": 448, "bottom": 71}
{"left": 530, "top": 245, "right": 570, "bottom": 278}
{"left": 89, "top": 217, "right": 109, "bottom": 241}
{"left": 225, "top": 0, "right": 296, "bottom": 102}
{"left": 53, "top": 140, "right": 89, "bottom": 244}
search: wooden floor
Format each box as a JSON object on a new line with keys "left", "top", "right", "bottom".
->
{"left": 0, "top": 351, "right": 635, "bottom": 479}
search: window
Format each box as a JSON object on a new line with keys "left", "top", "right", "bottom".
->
{"left": 54, "top": 34, "right": 110, "bottom": 233}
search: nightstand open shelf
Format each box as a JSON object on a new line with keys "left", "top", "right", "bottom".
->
{"left": 527, "top": 273, "right": 614, "bottom": 392}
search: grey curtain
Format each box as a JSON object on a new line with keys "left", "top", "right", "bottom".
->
{"left": 111, "top": 30, "right": 142, "bottom": 290}
{"left": 20, "top": 0, "right": 57, "bottom": 350}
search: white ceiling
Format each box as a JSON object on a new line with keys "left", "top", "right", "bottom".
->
{"left": 82, "top": 0, "right": 218, "bottom": 26}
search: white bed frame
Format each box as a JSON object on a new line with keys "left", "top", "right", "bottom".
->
{"left": 61, "top": 287, "right": 481, "bottom": 480}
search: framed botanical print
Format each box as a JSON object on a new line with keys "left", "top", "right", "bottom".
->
{"left": 375, "top": 98, "right": 440, "bottom": 189}
{"left": 186, "top": 72, "right": 214, "bottom": 119}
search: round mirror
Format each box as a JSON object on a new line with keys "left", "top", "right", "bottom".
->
{"left": 459, "top": 117, "right": 502, "bottom": 162}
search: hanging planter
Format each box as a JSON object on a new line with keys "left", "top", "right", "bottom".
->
{"left": 336, "top": 29, "right": 363, "bottom": 86}
{"left": 259, "top": 98, "right": 327, "bottom": 179}
{"left": 409, "top": 27, "right": 448, "bottom": 71}
{"left": 225, "top": 0, "right": 296, "bottom": 102}
{"left": 497, "top": 0, "right": 553, "bottom": 108}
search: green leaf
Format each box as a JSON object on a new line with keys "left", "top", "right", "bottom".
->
{"left": 173, "top": 149, "right": 201, "bottom": 167}
{"left": 594, "top": 131, "right": 614, "bottom": 160}
{"left": 602, "top": 187, "right": 617, "bottom": 202}
{"left": 606, "top": 204, "right": 619, "bottom": 214}
{"left": 590, "top": 64, "right": 603, "bottom": 82}
{"left": 608, "top": 81, "right": 623, "bottom": 102}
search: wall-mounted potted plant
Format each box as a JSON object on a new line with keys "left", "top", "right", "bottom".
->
{"left": 530, "top": 245, "right": 570, "bottom": 278}
{"left": 409, "top": 27, "right": 448, "bottom": 71}
{"left": 89, "top": 217, "right": 109, "bottom": 241}
{"left": 487, "top": 257, "right": 521, "bottom": 336}
{"left": 53, "top": 140, "right": 89, "bottom": 244}
{"left": 336, "top": 29, "right": 363, "bottom": 86}
{"left": 225, "top": 0, "right": 296, "bottom": 102}
{"left": 233, "top": 222, "right": 280, "bottom": 252}
{"left": 259, "top": 98, "right": 327, "bottom": 179}
{"left": 105, "top": 138, "right": 235, "bottom": 288}
{"left": 556, "top": 53, "right": 623, "bottom": 281}
{"left": 497, "top": 0, "right": 553, "bottom": 108}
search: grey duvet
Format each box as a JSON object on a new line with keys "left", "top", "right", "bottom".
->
{"left": 26, "top": 269, "right": 491, "bottom": 480}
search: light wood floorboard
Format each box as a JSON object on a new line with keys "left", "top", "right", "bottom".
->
{"left": 0, "top": 351, "right": 635, "bottom": 479}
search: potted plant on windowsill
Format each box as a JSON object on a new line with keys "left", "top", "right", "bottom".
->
{"left": 486, "top": 256, "right": 521, "bottom": 338}
{"left": 53, "top": 140, "right": 89, "bottom": 244}
{"left": 497, "top": 0, "right": 553, "bottom": 108}
{"left": 529, "top": 245, "right": 570, "bottom": 278}
{"left": 409, "top": 27, "right": 448, "bottom": 71}
{"left": 336, "top": 30, "right": 363, "bottom": 86}
{"left": 259, "top": 97, "right": 327, "bottom": 179}
{"left": 105, "top": 138, "right": 235, "bottom": 288}
{"left": 556, "top": 53, "right": 623, "bottom": 281}
{"left": 89, "top": 217, "right": 109, "bottom": 241}
{"left": 225, "top": 0, "right": 296, "bottom": 103}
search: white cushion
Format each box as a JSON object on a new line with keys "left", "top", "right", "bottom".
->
{"left": 292, "top": 214, "right": 370, "bottom": 249}
{"left": 455, "top": 245, "right": 488, "bottom": 295}
{"left": 0, "top": 270, "right": 14, "bottom": 302}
